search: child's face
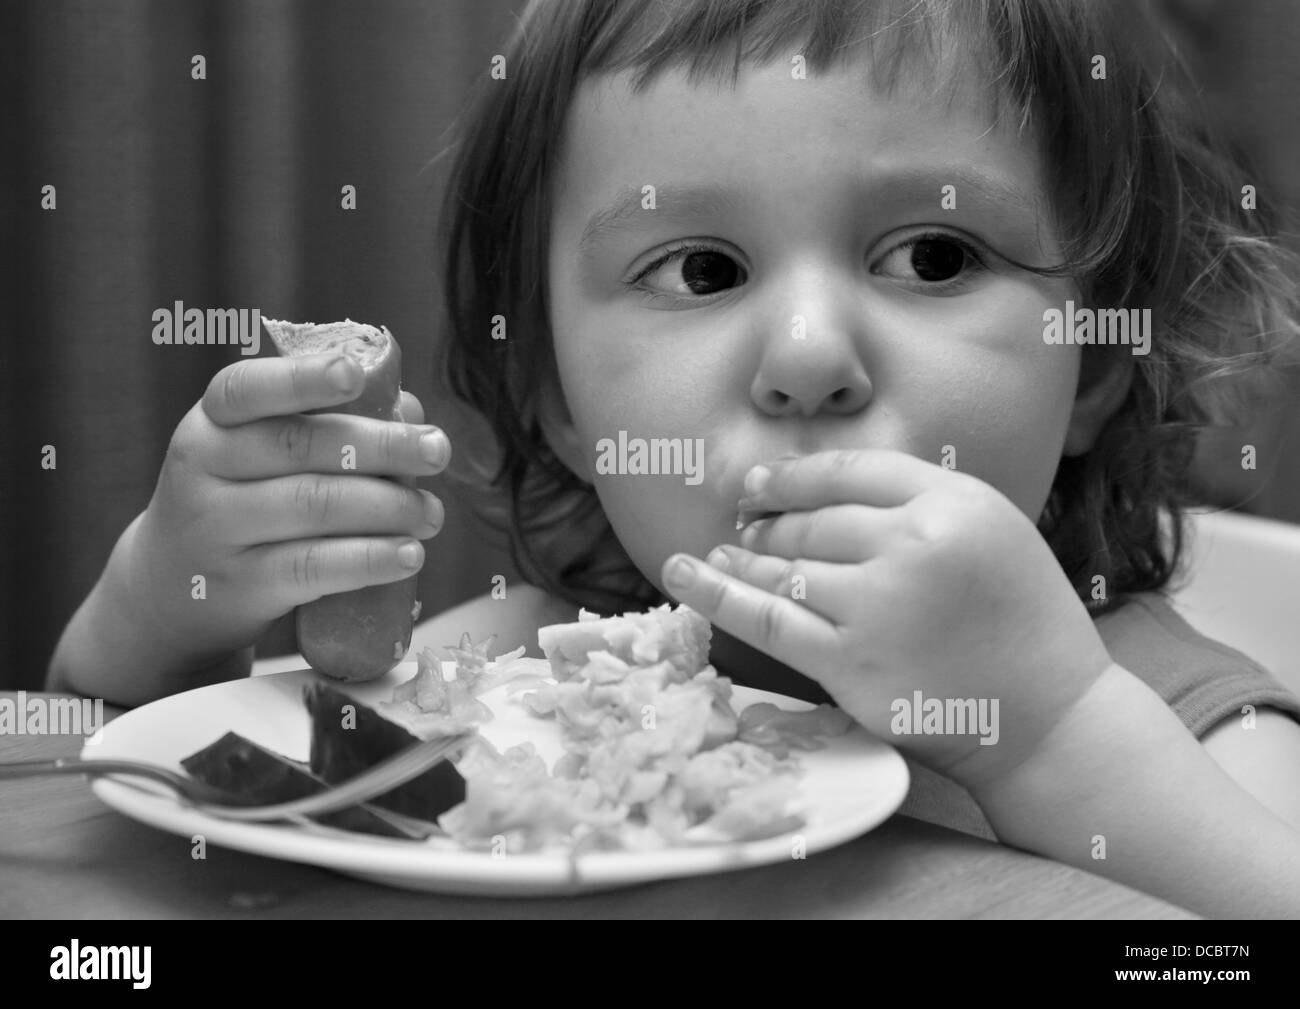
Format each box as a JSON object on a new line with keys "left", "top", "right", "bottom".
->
{"left": 545, "top": 56, "right": 1088, "bottom": 598}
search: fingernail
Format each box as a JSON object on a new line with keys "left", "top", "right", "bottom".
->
{"left": 327, "top": 356, "right": 361, "bottom": 393}
{"left": 422, "top": 492, "right": 443, "bottom": 534}
{"left": 420, "top": 430, "right": 449, "bottom": 467}
{"left": 744, "top": 465, "right": 771, "bottom": 498}
{"left": 398, "top": 541, "right": 423, "bottom": 569}
{"left": 665, "top": 555, "right": 697, "bottom": 589}
{"left": 705, "top": 547, "right": 730, "bottom": 572}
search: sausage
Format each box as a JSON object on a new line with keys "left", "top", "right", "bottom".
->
{"left": 262, "top": 318, "right": 420, "bottom": 681}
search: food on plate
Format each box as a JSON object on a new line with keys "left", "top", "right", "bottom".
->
{"left": 438, "top": 603, "right": 853, "bottom": 853}
{"left": 179, "top": 603, "right": 854, "bottom": 853}
{"left": 262, "top": 317, "right": 419, "bottom": 683}
{"left": 378, "top": 632, "right": 522, "bottom": 737}
{"left": 736, "top": 702, "right": 859, "bottom": 759}
{"left": 536, "top": 603, "right": 712, "bottom": 680}
{"left": 304, "top": 683, "right": 466, "bottom": 820}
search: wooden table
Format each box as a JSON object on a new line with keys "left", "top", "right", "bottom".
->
{"left": 0, "top": 692, "right": 1197, "bottom": 919}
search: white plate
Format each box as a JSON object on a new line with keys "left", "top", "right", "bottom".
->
{"left": 83, "top": 665, "right": 908, "bottom": 896}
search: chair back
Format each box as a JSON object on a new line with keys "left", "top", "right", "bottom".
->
{"left": 1168, "top": 510, "right": 1300, "bottom": 697}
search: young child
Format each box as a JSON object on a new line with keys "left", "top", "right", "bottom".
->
{"left": 49, "top": 0, "right": 1300, "bottom": 917}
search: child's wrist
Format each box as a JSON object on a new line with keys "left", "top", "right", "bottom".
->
{"left": 50, "top": 513, "right": 251, "bottom": 705}
{"left": 105, "top": 512, "right": 188, "bottom": 653}
{"left": 106, "top": 512, "right": 236, "bottom": 665}
{"left": 966, "top": 663, "right": 1168, "bottom": 843}
{"left": 57, "top": 575, "right": 254, "bottom": 706}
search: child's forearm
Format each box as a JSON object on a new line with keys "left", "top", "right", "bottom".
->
{"left": 969, "top": 663, "right": 1300, "bottom": 918}
{"left": 46, "top": 514, "right": 253, "bottom": 707}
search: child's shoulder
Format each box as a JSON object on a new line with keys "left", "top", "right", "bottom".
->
{"left": 410, "top": 582, "right": 578, "bottom": 660}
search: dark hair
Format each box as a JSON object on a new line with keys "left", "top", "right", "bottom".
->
{"left": 432, "top": 0, "right": 1299, "bottom": 617}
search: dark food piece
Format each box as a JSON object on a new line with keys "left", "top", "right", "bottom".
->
{"left": 179, "top": 731, "right": 419, "bottom": 838}
{"left": 304, "top": 683, "right": 467, "bottom": 821}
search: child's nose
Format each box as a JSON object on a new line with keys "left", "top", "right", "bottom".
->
{"left": 749, "top": 282, "right": 874, "bottom": 418}
{"left": 751, "top": 360, "right": 873, "bottom": 418}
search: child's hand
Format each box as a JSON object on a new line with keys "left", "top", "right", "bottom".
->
{"left": 662, "top": 449, "right": 1113, "bottom": 790}
{"left": 119, "top": 353, "right": 448, "bottom": 670}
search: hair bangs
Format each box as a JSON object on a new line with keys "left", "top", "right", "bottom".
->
{"left": 574, "top": 0, "right": 1009, "bottom": 123}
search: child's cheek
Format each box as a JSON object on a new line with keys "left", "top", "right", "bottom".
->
{"left": 590, "top": 471, "right": 701, "bottom": 586}
{"left": 887, "top": 287, "right": 1080, "bottom": 518}
{"left": 948, "top": 354, "right": 1080, "bottom": 519}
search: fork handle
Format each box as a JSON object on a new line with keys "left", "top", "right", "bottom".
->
{"left": 0, "top": 758, "right": 81, "bottom": 777}
{"left": 0, "top": 758, "right": 146, "bottom": 779}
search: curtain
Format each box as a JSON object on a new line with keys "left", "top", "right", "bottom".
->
{"left": 3, "top": 0, "right": 525, "bottom": 689}
{"left": 1161, "top": 0, "right": 1300, "bottom": 521}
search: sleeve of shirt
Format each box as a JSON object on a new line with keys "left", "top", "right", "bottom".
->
{"left": 1095, "top": 593, "right": 1300, "bottom": 737}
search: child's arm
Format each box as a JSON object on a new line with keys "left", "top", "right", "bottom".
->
{"left": 967, "top": 663, "right": 1300, "bottom": 918}
{"left": 46, "top": 513, "right": 257, "bottom": 702}
{"left": 666, "top": 449, "right": 1300, "bottom": 919}
{"left": 1201, "top": 708, "right": 1300, "bottom": 832}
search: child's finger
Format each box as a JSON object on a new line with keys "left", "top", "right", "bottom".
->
{"left": 737, "top": 504, "right": 890, "bottom": 562}
{"left": 225, "top": 475, "right": 442, "bottom": 547}
{"left": 703, "top": 544, "right": 854, "bottom": 625}
{"left": 738, "top": 448, "right": 949, "bottom": 514}
{"left": 250, "top": 535, "right": 425, "bottom": 609}
{"left": 206, "top": 414, "right": 450, "bottom": 480}
{"left": 201, "top": 354, "right": 365, "bottom": 427}
{"left": 398, "top": 391, "right": 425, "bottom": 425}
{"left": 661, "top": 552, "right": 840, "bottom": 675}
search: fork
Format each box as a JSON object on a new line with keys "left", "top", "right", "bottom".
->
{"left": 0, "top": 732, "right": 472, "bottom": 824}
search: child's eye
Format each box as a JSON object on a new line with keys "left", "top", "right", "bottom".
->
{"left": 873, "top": 232, "right": 986, "bottom": 290}
{"left": 629, "top": 243, "right": 747, "bottom": 300}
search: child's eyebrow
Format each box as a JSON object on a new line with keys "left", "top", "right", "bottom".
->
{"left": 577, "top": 169, "right": 1041, "bottom": 260}
{"left": 579, "top": 185, "right": 744, "bottom": 260}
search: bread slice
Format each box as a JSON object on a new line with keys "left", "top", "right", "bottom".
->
{"left": 261, "top": 317, "right": 393, "bottom": 369}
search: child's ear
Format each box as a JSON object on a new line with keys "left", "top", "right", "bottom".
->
{"left": 536, "top": 369, "right": 593, "bottom": 483}
{"left": 1063, "top": 348, "right": 1135, "bottom": 456}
